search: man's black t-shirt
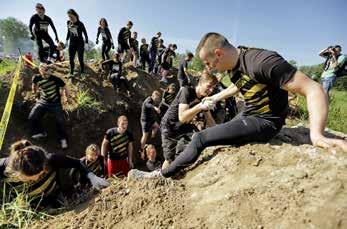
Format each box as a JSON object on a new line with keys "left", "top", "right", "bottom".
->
{"left": 140, "top": 44, "right": 149, "bottom": 57}
{"left": 66, "top": 20, "right": 88, "bottom": 44}
{"left": 162, "top": 91, "right": 176, "bottom": 106}
{"left": 130, "top": 38, "right": 139, "bottom": 53}
{"left": 32, "top": 74, "right": 65, "bottom": 104}
{"left": 178, "top": 58, "right": 188, "bottom": 80}
{"left": 150, "top": 37, "right": 159, "bottom": 52}
{"left": 161, "top": 87, "right": 200, "bottom": 134}
{"left": 141, "top": 97, "right": 156, "bottom": 122}
{"left": 231, "top": 47, "right": 297, "bottom": 126}
{"left": 105, "top": 128, "right": 134, "bottom": 160}
{"left": 117, "top": 27, "right": 131, "bottom": 45}
{"left": 162, "top": 49, "right": 176, "bottom": 66}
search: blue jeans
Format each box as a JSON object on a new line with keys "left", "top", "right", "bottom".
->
{"left": 321, "top": 76, "right": 336, "bottom": 93}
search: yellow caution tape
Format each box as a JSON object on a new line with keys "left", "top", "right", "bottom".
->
{"left": 0, "top": 57, "right": 23, "bottom": 150}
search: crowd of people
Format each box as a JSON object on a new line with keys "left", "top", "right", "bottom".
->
{"left": 1, "top": 3, "right": 347, "bottom": 211}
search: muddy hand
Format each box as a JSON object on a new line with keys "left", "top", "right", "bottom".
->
{"left": 312, "top": 135, "right": 347, "bottom": 153}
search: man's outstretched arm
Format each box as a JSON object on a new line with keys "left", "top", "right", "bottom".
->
{"left": 283, "top": 70, "right": 347, "bottom": 152}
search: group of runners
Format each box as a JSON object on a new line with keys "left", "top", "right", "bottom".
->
{"left": 1, "top": 3, "right": 347, "bottom": 210}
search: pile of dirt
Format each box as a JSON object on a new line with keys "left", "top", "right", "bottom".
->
{"left": 31, "top": 126, "right": 347, "bottom": 228}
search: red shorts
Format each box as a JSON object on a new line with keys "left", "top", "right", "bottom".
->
{"left": 107, "top": 159, "right": 130, "bottom": 177}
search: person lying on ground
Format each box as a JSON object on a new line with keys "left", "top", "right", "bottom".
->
{"left": 1, "top": 140, "right": 109, "bottom": 208}
{"left": 128, "top": 32, "right": 347, "bottom": 180}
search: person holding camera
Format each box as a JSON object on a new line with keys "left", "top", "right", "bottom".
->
{"left": 319, "top": 45, "right": 346, "bottom": 96}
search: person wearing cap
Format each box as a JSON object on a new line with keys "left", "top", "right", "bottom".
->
{"left": 29, "top": 3, "right": 59, "bottom": 63}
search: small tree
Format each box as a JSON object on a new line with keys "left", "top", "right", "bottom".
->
{"left": 0, "top": 17, "right": 33, "bottom": 54}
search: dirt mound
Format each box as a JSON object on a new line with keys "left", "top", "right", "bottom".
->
{"left": 30, "top": 126, "right": 347, "bottom": 229}
{"left": 0, "top": 61, "right": 163, "bottom": 160}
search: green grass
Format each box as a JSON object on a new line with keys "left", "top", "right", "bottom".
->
{"left": 0, "top": 59, "right": 17, "bottom": 76}
{"left": 298, "top": 90, "right": 347, "bottom": 133}
{"left": 76, "top": 90, "right": 105, "bottom": 113}
{"left": 0, "top": 182, "right": 54, "bottom": 228}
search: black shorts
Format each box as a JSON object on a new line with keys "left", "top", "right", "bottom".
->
{"left": 118, "top": 43, "right": 130, "bottom": 53}
{"left": 141, "top": 119, "right": 155, "bottom": 133}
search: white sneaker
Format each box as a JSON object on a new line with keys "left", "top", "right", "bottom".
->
{"left": 31, "top": 132, "right": 47, "bottom": 139}
{"left": 127, "top": 169, "right": 162, "bottom": 181}
{"left": 60, "top": 139, "right": 68, "bottom": 149}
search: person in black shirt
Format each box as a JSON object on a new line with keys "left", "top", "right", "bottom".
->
{"left": 101, "top": 53, "right": 130, "bottom": 95}
{"left": 140, "top": 38, "right": 150, "bottom": 71}
{"left": 28, "top": 64, "right": 70, "bottom": 149}
{"left": 101, "top": 115, "right": 134, "bottom": 177}
{"left": 149, "top": 32, "right": 162, "bottom": 73}
{"left": 178, "top": 52, "right": 194, "bottom": 88}
{"left": 129, "top": 31, "right": 139, "bottom": 66}
{"left": 29, "top": 3, "right": 59, "bottom": 63}
{"left": 117, "top": 21, "right": 133, "bottom": 62}
{"left": 140, "top": 91, "right": 161, "bottom": 159}
{"left": 129, "top": 32, "right": 347, "bottom": 180}
{"left": 160, "top": 44, "right": 177, "bottom": 84}
{"left": 66, "top": 9, "right": 88, "bottom": 78}
{"left": 160, "top": 72, "right": 217, "bottom": 169}
{"left": 154, "top": 39, "right": 166, "bottom": 74}
{"left": 144, "top": 144, "right": 162, "bottom": 171}
{"left": 159, "top": 83, "right": 177, "bottom": 118}
{"left": 1, "top": 142, "right": 108, "bottom": 208}
{"left": 96, "top": 18, "right": 114, "bottom": 61}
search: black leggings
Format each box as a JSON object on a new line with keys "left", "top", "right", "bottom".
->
{"left": 140, "top": 55, "right": 150, "bottom": 71}
{"left": 36, "top": 32, "right": 55, "bottom": 62}
{"left": 161, "top": 115, "right": 281, "bottom": 177}
{"left": 69, "top": 42, "right": 85, "bottom": 75}
{"left": 102, "top": 41, "right": 112, "bottom": 60}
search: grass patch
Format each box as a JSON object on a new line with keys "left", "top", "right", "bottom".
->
{"left": 0, "top": 59, "right": 17, "bottom": 76}
{"left": 298, "top": 90, "right": 347, "bottom": 133}
{"left": 76, "top": 90, "right": 105, "bottom": 113}
{"left": 0, "top": 182, "right": 54, "bottom": 228}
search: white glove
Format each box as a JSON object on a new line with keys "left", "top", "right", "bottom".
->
{"left": 87, "top": 172, "right": 109, "bottom": 190}
{"left": 200, "top": 98, "right": 216, "bottom": 111}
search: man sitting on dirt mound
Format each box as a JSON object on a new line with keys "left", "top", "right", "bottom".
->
{"left": 128, "top": 32, "right": 347, "bottom": 180}
{"left": 29, "top": 63, "right": 70, "bottom": 149}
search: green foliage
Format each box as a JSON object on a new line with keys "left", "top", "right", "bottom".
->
{"left": 0, "top": 59, "right": 17, "bottom": 76}
{"left": 76, "top": 90, "right": 105, "bottom": 113}
{"left": 0, "top": 182, "right": 54, "bottom": 228}
{"left": 190, "top": 56, "right": 205, "bottom": 71}
{"left": 299, "top": 63, "right": 324, "bottom": 81}
{"left": 0, "top": 17, "right": 33, "bottom": 53}
{"left": 334, "top": 76, "right": 347, "bottom": 91}
{"left": 297, "top": 90, "right": 347, "bottom": 133}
